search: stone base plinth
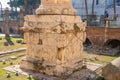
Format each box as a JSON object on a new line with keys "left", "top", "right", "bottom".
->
{"left": 4, "top": 65, "right": 99, "bottom": 80}
{"left": 36, "top": 0, "right": 76, "bottom": 15}
{"left": 20, "top": 14, "right": 86, "bottom": 77}
{"left": 20, "top": 57, "right": 83, "bottom": 77}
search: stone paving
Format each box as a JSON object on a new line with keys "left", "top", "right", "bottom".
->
{"left": 0, "top": 48, "right": 26, "bottom": 55}
{"left": 84, "top": 46, "right": 120, "bottom": 56}
{"left": 3, "top": 63, "right": 101, "bottom": 80}
{"left": 86, "top": 62, "right": 103, "bottom": 71}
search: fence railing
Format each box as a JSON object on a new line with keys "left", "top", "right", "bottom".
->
{"left": 80, "top": 15, "right": 120, "bottom": 28}
{"left": 0, "top": 17, "right": 22, "bottom": 21}
{"left": 109, "top": 21, "right": 120, "bottom": 28}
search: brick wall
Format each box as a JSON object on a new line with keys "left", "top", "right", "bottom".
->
{"left": 86, "top": 27, "right": 120, "bottom": 46}
{"left": 0, "top": 21, "right": 20, "bottom": 34}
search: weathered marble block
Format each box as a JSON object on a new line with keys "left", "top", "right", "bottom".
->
{"left": 20, "top": 0, "right": 86, "bottom": 77}
{"left": 20, "top": 15, "right": 86, "bottom": 76}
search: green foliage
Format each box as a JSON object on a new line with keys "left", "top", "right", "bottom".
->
{"left": 97, "top": 76, "right": 105, "bottom": 80}
{"left": 16, "top": 0, "right": 24, "bottom": 6}
{"left": 29, "top": 0, "right": 39, "bottom": 5}
{"left": 8, "top": 0, "right": 41, "bottom": 8}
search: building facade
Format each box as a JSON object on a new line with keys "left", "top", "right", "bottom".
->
{"left": 72, "top": 0, "right": 120, "bottom": 53}
{"left": 0, "top": 8, "right": 22, "bottom": 34}
{"left": 72, "top": 0, "right": 120, "bottom": 17}
{"left": 0, "top": 0, "right": 120, "bottom": 34}
{"left": 72, "top": 0, "right": 106, "bottom": 15}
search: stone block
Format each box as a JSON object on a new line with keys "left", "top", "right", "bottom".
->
{"left": 16, "top": 40, "right": 22, "bottom": 43}
{"left": 4, "top": 42, "right": 8, "bottom": 46}
{"left": 0, "top": 38, "right": 2, "bottom": 40}
{"left": 102, "top": 57, "right": 120, "bottom": 80}
{"left": 20, "top": 0, "right": 86, "bottom": 77}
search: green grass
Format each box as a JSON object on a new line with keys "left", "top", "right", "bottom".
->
{"left": 0, "top": 51, "right": 35, "bottom": 80}
{"left": 0, "top": 35, "right": 30, "bottom": 80}
{"left": 84, "top": 52, "right": 118, "bottom": 66}
{"left": 0, "top": 36, "right": 26, "bottom": 52}
{"left": 0, "top": 35, "right": 118, "bottom": 80}
{"left": 0, "top": 52, "right": 118, "bottom": 80}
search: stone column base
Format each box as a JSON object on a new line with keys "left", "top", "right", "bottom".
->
{"left": 20, "top": 57, "right": 83, "bottom": 77}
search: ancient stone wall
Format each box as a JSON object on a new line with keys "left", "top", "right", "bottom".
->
{"left": 86, "top": 27, "right": 120, "bottom": 46}
{"left": 0, "top": 21, "right": 20, "bottom": 34}
{"left": 102, "top": 57, "right": 120, "bottom": 80}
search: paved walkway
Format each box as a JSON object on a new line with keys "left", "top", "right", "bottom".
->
{"left": 0, "top": 34, "right": 21, "bottom": 37}
{"left": 3, "top": 64, "right": 99, "bottom": 80}
{"left": 86, "top": 62, "right": 103, "bottom": 71}
{"left": 0, "top": 48, "right": 26, "bottom": 56}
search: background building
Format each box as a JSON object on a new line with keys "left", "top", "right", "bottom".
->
{"left": 0, "top": 0, "right": 120, "bottom": 34}
{"left": 72, "top": 0, "right": 106, "bottom": 15}
{"left": 72, "top": 0, "right": 120, "bottom": 20}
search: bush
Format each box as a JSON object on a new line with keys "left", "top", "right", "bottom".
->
{"left": 97, "top": 76, "right": 105, "bottom": 80}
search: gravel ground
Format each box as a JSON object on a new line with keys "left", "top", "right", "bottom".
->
{"left": 84, "top": 45, "right": 120, "bottom": 56}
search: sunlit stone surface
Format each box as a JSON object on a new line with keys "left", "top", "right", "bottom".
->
{"left": 20, "top": 0, "right": 86, "bottom": 77}
{"left": 36, "top": 0, "right": 76, "bottom": 15}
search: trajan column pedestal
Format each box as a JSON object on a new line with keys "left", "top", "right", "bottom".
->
{"left": 20, "top": 0, "right": 86, "bottom": 77}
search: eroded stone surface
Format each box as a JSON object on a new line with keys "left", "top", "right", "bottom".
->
{"left": 36, "top": 0, "right": 76, "bottom": 15}
{"left": 102, "top": 57, "right": 120, "bottom": 80}
{"left": 20, "top": 0, "right": 86, "bottom": 77}
{"left": 4, "top": 65, "right": 98, "bottom": 80}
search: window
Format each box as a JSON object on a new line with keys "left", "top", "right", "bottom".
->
{"left": 0, "top": 28, "right": 2, "bottom": 33}
{"left": 96, "top": 0, "right": 99, "bottom": 5}
{"left": 10, "top": 28, "right": 13, "bottom": 33}
{"left": 117, "top": 0, "right": 120, "bottom": 6}
{"left": 117, "top": 0, "right": 120, "bottom": 3}
{"left": 38, "top": 39, "right": 43, "bottom": 45}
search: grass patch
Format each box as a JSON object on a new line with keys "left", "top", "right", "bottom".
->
{"left": 0, "top": 51, "right": 118, "bottom": 80}
{"left": 0, "top": 51, "right": 35, "bottom": 80}
{"left": 0, "top": 36, "right": 25, "bottom": 52}
{"left": 0, "top": 35, "right": 118, "bottom": 80}
{"left": 84, "top": 52, "right": 118, "bottom": 66}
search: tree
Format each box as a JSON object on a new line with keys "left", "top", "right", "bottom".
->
{"left": 113, "top": 0, "right": 116, "bottom": 20}
{"left": 85, "top": 0, "right": 88, "bottom": 20}
{"left": 8, "top": 0, "right": 41, "bottom": 15}
{"left": 0, "top": 2, "right": 3, "bottom": 18}
{"left": 92, "top": 0, "right": 95, "bottom": 16}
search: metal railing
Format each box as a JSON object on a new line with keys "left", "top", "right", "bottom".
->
{"left": 0, "top": 17, "right": 22, "bottom": 21}
{"left": 109, "top": 21, "right": 120, "bottom": 28}
{"left": 80, "top": 15, "right": 120, "bottom": 28}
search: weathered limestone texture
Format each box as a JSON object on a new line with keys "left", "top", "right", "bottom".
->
{"left": 20, "top": 0, "right": 86, "bottom": 77}
{"left": 36, "top": 0, "right": 76, "bottom": 15}
{"left": 102, "top": 57, "right": 120, "bottom": 80}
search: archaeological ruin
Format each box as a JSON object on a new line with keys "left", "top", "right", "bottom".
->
{"left": 102, "top": 57, "right": 120, "bottom": 80}
{"left": 20, "top": 0, "right": 86, "bottom": 77}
